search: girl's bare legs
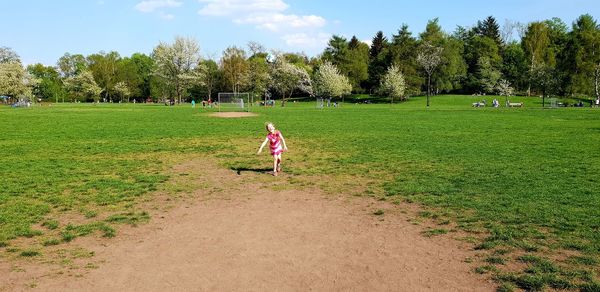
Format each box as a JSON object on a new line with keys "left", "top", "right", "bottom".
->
{"left": 273, "top": 155, "right": 278, "bottom": 176}
{"left": 276, "top": 155, "right": 282, "bottom": 172}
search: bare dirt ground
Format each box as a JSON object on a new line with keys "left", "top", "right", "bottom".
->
{"left": 1, "top": 159, "right": 496, "bottom": 291}
{"left": 210, "top": 112, "right": 258, "bottom": 118}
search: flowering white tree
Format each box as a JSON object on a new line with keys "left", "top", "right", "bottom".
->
{"left": 417, "top": 41, "right": 443, "bottom": 107}
{"left": 153, "top": 36, "right": 204, "bottom": 103}
{"left": 313, "top": 61, "right": 352, "bottom": 99}
{"left": 0, "top": 47, "right": 20, "bottom": 64}
{"left": 496, "top": 79, "right": 514, "bottom": 97}
{"left": 64, "top": 70, "right": 102, "bottom": 102}
{"left": 379, "top": 64, "right": 406, "bottom": 103}
{"left": 270, "top": 58, "right": 312, "bottom": 106}
{"left": 114, "top": 81, "right": 131, "bottom": 102}
{"left": 0, "top": 62, "right": 37, "bottom": 100}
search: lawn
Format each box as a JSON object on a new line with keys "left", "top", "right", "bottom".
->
{"left": 1, "top": 95, "right": 599, "bottom": 290}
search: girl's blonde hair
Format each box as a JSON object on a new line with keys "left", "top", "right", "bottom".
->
{"left": 265, "top": 122, "right": 275, "bottom": 131}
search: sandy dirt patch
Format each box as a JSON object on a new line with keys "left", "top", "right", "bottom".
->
{"left": 1, "top": 159, "right": 495, "bottom": 291}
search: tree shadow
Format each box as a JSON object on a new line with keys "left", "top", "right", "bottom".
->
{"left": 230, "top": 167, "right": 273, "bottom": 175}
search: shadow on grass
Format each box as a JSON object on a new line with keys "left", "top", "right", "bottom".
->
{"left": 230, "top": 167, "right": 273, "bottom": 175}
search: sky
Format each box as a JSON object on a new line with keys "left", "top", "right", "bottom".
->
{"left": 1, "top": 0, "right": 599, "bottom": 66}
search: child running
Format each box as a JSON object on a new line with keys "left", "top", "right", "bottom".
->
{"left": 257, "top": 122, "right": 288, "bottom": 176}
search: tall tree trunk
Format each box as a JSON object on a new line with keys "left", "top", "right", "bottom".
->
{"left": 595, "top": 65, "right": 600, "bottom": 100}
{"left": 176, "top": 80, "right": 181, "bottom": 105}
{"left": 542, "top": 90, "right": 545, "bottom": 108}
{"left": 427, "top": 73, "right": 431, "bottom": 107}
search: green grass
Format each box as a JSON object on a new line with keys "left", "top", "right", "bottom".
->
{"left": 0, "top": 95, "right": 599, "bottom": 288}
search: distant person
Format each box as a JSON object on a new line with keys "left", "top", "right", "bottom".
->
{"left": 191, "top": 99, "right": 196, "bottom": 108}
{"left": 257, "top": 122, "right": 288, "bottom": 176}
{"left": 492, "top": 99, "right": 499, "bottom": 107}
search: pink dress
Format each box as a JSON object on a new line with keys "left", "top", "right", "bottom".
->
{"left": 267, "top": 131, "right": 283, "bottom": 156}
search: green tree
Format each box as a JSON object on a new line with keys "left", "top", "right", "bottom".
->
{"left": 389, "top": 25, "right": 422, "bottom": 95}
{"left": 474, "top": 16, "right": 503, "bottom": 47}
{"left": 522, "top": 21, "right": 552, "bottom": 95}
{"left": 501, "top": 42, "right": 528, "bottom": 92}
{"left": 27, "top": 63, "right": 65, "bottom": 102}
{"left": 87, "top": 51, "right": 121, "bottom": 101}
{"left": 438, "top": 36, "right": 467, "bottom": 93}
{"left": 220, "top": 46, "right": 249, "bottom": 94}
{"left": 128, "top": 53, "right": 155, "bottom": 100}
{"left": 463, "top": 35, "right": 502, "bottom": 92}
{"left": 195, "top": 59, "right": 220, "bottom": 101}
{"left": 57, "top": 53, "right": 87, "bottom": 78}
{"left": 421, "top": 19, "right": 467, "bottom": 94}
{"left": 368, "top": 31, "right": 390, "bottom": 91}
{"left": 247, "top": 52, "right": 270, "bottom": 103}
{"left": 283, "top": 52, "right": 313, "bottom": 74}
{"left": 420, "top": 18, "right": 445, "bottom": 45}
{"left": 116, "top": 57, "right": 142, "bottom": 101}
{"left": 568, "top": 14, "right": 600, "bottom": 98}
{"left": 323, "top": 35, "right": 351, "bottom": 76}
{"left": 345, "top": 36, "right": 369, "bottom": 92}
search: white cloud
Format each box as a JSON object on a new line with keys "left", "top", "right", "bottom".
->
{"left": 282, "top": 32, "right": 330, "bottom": 48}
{"left": 236, "top": 13, "right": 326, "bottom": 32}
{"left": 198, "top": 0, "right": 325, "bottom": 31}
{"left": 135, "top": 0, "right": 182, "bottom": 13}
{"left": 198, "top": 0, "right": 330, "bottom": 51}
{"left": 198, "top": 0, "right": 288, "bottom": 16}
{"left": 362, "top": 39, "right": 373, "bottom": 47}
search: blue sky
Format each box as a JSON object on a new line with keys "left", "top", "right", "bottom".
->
{"left": 1, "top": 0, "right": 599, "bottom": 65}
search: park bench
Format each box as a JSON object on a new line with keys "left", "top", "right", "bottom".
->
{"left": 507, "top": 102, "right": 523, "bottom": 107}
{"left": 472, "top": 101, "right": 486, "bottom": 107}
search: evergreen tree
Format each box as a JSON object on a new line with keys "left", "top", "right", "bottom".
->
{"left": 565, "top": 14, "right": 600, "bottom": 97}
{"left": 348, "top": 36, "right": 361, "bottom": 50}
{"left": 389, "top": 25, "right": 422, "bottom": 95}
{"left": 368, "top": 31, "right": 390, "bottom": 91}
{"left": 474, "top": 16, "right": 503, "bottom": 47}
{"left": 420, "top": 18, "right": 445, "bottom": 45}
{"left": 501, "top": 43, "right": 528, "bottom": 92}
{"left": 346, "top": 37, "right": 370, "bottom": 92}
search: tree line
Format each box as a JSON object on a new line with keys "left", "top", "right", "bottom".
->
{"left": 1, "top": 14, "right": 599, "bottom": 105}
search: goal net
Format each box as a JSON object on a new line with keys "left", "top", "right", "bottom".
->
{"left": 316, "top": 97, "right": 324, "bottom": 109}
{"left": 316, "top": 97, "right": 338, "bottom": 108}
{"left": 217, "top": 92, "right": 252, "bottom": 112}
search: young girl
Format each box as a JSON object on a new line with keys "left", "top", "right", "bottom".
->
{"left": 257, "top": 122, "right": 288, "bottom": 176}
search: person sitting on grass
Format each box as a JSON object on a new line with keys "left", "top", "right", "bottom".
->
{"left": 257, "top": 122, "right": 288, "bottom": 176}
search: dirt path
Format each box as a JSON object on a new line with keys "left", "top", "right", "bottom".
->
{"left": 2, "top": 160, "right": 495, "bottom": 291}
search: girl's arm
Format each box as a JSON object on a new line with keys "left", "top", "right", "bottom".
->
{"left": 279, "top": 132, "right": 288, "bottom": 151}
{"left": 257, "top": 137, "right": 269, "bottom": 154}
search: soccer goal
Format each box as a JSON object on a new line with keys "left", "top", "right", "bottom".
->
{"left": 316, "top": 97, "right": 324, "bottom": 109}
{"left": 217, "top": 92, "right": 252, "bottom": 112}
{"left": 316, "top": 97, "right": 338, "bottom": 108}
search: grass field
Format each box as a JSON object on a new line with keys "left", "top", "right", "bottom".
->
{"left": 1, "top": 95, "right": 599, "bottom": 290}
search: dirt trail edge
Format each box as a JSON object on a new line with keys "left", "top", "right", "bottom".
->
{"left": 2, "top": 159, "right": 496, "bottom": 291}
